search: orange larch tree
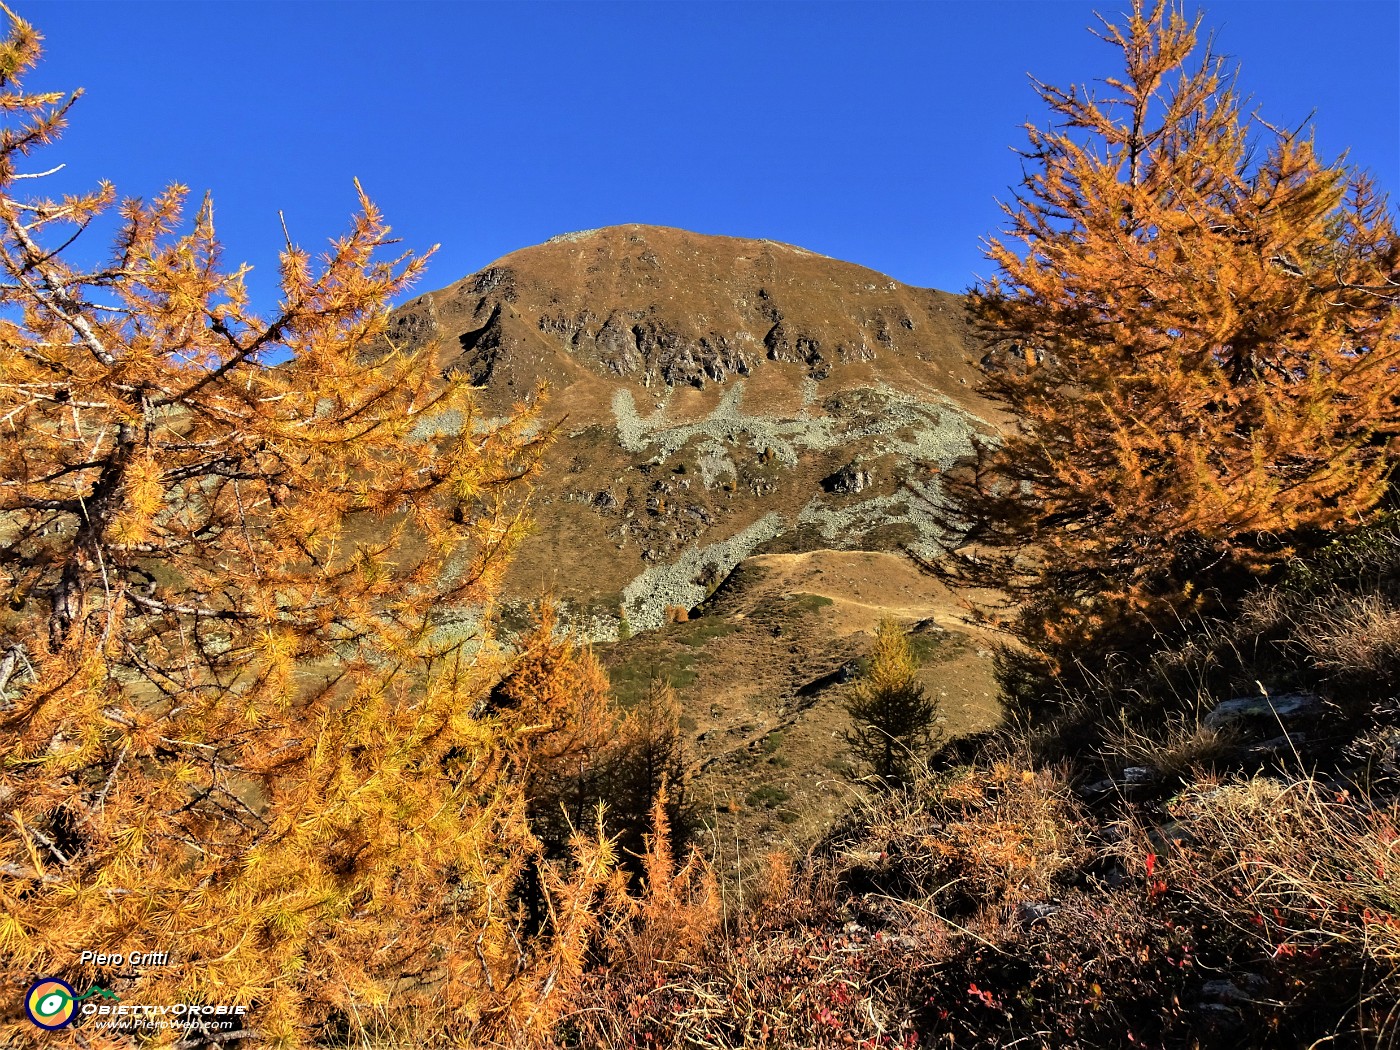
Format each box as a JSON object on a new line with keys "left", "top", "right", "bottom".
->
{"left": 606, "top": 679, "right": 696, "bottom": 878}
{"left": 955, "top": 0, "right": 1400, "bottom": 665}
{"left": 490, "top": 604, "right": 703, "bottom": 917}
{"left": 489, "top": 600, "right": 619, "bottom": 856}
{"left": 0, "top": 10, "right": 611, "bottom": 1048}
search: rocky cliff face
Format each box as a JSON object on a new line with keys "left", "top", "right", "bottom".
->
{"left": 387, "top": 225, "right": 994, "bottom": 636}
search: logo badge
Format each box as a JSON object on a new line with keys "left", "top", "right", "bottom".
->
{"left": 25, "top": 978, "right": 77, "bottom": 1030}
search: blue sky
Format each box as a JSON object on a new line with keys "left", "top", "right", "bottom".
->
{"left": 15, "top": 1, "right": 1400, "bottom": 308}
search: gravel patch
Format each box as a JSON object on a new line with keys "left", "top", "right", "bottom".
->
{"left": 612, "top": 380, "right": 980, "bottom": 471}
{"left": 408, "top": 407, "right": 465, "bottom": 441}
{"left": 547, "top": 228, "right": 607, "bottom": 244}
{"left": 695, "top": 439, "right": 736, "bottom": 488}
{"left": 796, "top": 475, "right": 966, "bottom": 561}
{"left": 621, "top": 512, "right": 785, "bottom": 631}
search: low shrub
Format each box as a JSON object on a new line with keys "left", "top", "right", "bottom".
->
{"left": 1163, "top": 775, "right": 1400, "bottom": 1040}
{"left": 745, "top": 784, "right": 792, "bottom": 809}
{"left": 554, "top": 757, "right": 1400, "bottom": 1049}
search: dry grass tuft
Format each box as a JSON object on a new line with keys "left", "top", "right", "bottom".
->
{"left": 1171, "top": 775, "right": 1400, "bottom": 963}
{"left": 1305, "top": 593, "right": 1400, "bottom": 687}
{"left": 833, "top": 757, "right": 1089, "bottom": 913}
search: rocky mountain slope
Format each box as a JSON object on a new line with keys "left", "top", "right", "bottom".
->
{"left": 386, "top": 225, "right": 1005, "bottom": 847}
{"left": 388, "top": 224, "right": 995, "bottom": 634}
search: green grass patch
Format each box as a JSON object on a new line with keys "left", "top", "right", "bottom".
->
{"left": 751, "top": 591, "right": 835, "bottom": 625}
{"left": 786, "top": 592, "right": 834, "bottom": 614}
{"left": 607, "top": 650, "right": 699, "bottom": 708}
{"left": 847, "top": 628, "right": 966, "bottom": 676}
{"left": 676, "top": 616, "right": 739, "bottom": 647}
{"left": 745, "top": 784, "right": 792, "bottom": 809}
{"left": 908, "top": 630, "right": 966, "bottom": 665}
{"left": 761, "top": 730, "right": 785, "bottom": 754}
{"left": 822, "top": 754, "right": 853, "bottom": 775}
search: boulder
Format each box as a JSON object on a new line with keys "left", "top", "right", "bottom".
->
{"left": 822, "top": 464, "right": 872, "bottom": 494}
{"left": 1204, "top": 692, "right": 1321, "bottom": 731}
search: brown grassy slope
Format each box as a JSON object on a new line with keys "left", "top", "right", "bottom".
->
{"left": 392, "top": 224, "right": 983, "bottom": 409}
{"left": 595, "top": 549, "right": 1005, "bottom": 870}
{"left": 563, "top": 521, "right": 1400, "bottom": 1049}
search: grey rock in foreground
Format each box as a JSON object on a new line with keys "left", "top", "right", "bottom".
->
{"left": 1204, "top": 693, "right": 1321, "bottom": 731}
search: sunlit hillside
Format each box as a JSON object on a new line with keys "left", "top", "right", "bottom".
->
{"left": 1, "top": 3, "right": 1397, "bottom": 1049}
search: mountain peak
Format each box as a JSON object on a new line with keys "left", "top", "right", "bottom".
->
{"left": 389, "top": 225, "right": 973, "bottom": 401}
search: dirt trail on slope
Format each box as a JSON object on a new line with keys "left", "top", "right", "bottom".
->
{"left": 597, "top": 548, "right": 1007, "bottom": 867}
